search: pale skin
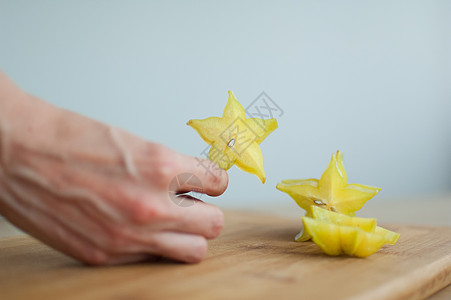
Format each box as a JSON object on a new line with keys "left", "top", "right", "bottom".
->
{"left": 0, "top": 71, "right": 228, "bottom": 265}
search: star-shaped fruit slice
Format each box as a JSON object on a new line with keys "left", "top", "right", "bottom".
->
{"left": 276, "top": 150, "right": 381, "bottom": 241}
{"left": 303, "top": 206, "right": 400, "bottom": 257}
{"left": 187, "top": 91, "right": 277, "bottom": 183}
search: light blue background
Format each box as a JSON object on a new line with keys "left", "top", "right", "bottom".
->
{"left": 1, "top": 1, "right": 450, "bottom": 209}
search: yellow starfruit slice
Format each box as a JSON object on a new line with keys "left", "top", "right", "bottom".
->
{"left": 374, "top": 226, "right": 400, "bottom": 245}
{"left": 302, "top": 215, "right": 400, "bottom": 257}
{"left": 277, "top": 150, "right": 381, "bottom": 240}
{"left": 187, "top": 91, "right": 278, "bottom": 183}
{"left": 311, "top": 205, "right": 377, "bottom": 232}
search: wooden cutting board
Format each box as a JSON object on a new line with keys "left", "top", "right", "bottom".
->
{"left": 0, "top": 211, "right": 450, "bottom": 300}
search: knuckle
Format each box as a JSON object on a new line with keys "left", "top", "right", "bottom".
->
{"left": 129, "top": 198, "right": 170, "bottom": 225}
{"left": 116, "top": 183, "right": 174, "bottom": 226}
{"left": 149, "top": 144, "right": 178, "bottom": 188}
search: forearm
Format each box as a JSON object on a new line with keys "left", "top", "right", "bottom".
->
{"left": 0, "top": 72, "right": 61, "bottom": 152}
{"left": 0, "top": 71, "right": 41, "bottom": 127}
{"left": 0, "top": 72, "right": 65, "bottom": 220}
{"left": 0, "top": 71, "right": 114, "bottom": 172}
{"left": 0, "top": 71, "right": 26, "bottom": 113}
{"left": 0, "top": 72, "right": 35, "bottom": 218}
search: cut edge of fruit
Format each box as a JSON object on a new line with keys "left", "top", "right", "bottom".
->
{"left": 310, "top": 205, "right": 377, "bottom": 232}
{"left": 302, "top": 216, "right": 400, "bottom": 257}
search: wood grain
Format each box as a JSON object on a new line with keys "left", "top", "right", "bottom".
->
{"left": 0, "top": 211, "right": 450, "bottom": 300}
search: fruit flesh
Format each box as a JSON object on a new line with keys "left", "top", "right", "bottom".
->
{"left": 302, "top": 206, "right": 400, "bottom": 257}
{"left": 311, "top": 205, "right": 377, "bottom": 232}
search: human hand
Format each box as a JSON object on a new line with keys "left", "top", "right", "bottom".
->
{"left": 0, "top": 78, "right": 228, "bottom": 265}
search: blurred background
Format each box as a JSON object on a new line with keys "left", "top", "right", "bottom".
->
{"left": 0, "top": 1, "right": 450, "bottom": 213}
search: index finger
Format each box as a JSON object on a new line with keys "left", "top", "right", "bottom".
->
{"left": 172, "top": 155, "right": 228, "bottom": 197}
